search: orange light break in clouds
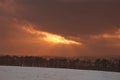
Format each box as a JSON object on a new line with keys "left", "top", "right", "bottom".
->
{"left": 22, "top": 25, "right": 82, "bottom": 45}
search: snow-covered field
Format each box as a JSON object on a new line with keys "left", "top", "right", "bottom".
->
{"left": 0, "top": 66, "right": 120, "bottom": 80}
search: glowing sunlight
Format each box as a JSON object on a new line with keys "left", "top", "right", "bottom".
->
{"left": 22, "top": 25, "right": 82, "bottom": 45}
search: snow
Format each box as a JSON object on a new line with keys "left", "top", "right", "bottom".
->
{"left": 0, "top": 66, "right": 120, "bottom": 80}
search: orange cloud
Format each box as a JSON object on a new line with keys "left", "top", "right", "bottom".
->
{"left": 91, "top": 28, "right": 120, "bottom": 40}
{"left": 22, "top": 25, "right": 82, "bottom": 45}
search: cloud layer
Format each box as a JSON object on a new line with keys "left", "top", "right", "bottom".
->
{"left": 0, "top": 0, "right": 120, "bottom": 57}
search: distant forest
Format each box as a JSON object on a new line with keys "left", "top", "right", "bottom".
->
{"left": 0, "top": 55, "right": 120, "bottom": 72}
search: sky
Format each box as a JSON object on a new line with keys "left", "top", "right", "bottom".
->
{"left": 0, "top": 0, "right": 120, "bottom": 57}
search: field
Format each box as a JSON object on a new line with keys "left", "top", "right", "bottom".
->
{"left": 0, "top": 66, "right": 120, "bottom": 80}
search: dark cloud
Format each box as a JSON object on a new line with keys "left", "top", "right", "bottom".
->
{"left": 57, "top": 0, "right": 120, "bottom": 2}
{"left": 12, "top": 0, "right": 120, "bottom": 36}
{"left": 0, "top": 0, "right": 120, "bottom": 57}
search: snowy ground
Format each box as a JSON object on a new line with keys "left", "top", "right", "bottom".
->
{"left": 0, "top": 66, "right": 120, "bottom": 80}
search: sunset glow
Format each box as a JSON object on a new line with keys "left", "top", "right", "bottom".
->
{"left": 91, "top": 28, "right": 120, "bottom": 39}
{"left": 22, "top": 26, "right": 81, "bottom": 45}
{"left": 1, "top": 0, "right": 120, "bottom": 57}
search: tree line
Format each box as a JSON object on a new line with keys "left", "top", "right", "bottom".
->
{"left": 0, "top": 55, "right": 120, "bottom": 72}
